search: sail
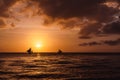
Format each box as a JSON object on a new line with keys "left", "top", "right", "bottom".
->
{"left": 27, "top": 48, "right": 33, "bottom": 54}
{"left": 57, "top": 49, "right": 62, "bottom": 54}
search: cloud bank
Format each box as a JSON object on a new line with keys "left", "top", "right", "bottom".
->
{"left": 33, "top": 0, "right": 120, "bottom": 38}
{"left": 0, "top": 0, "right": 120, "bottom": 46}
{"left": 79, "top": 38, "right": 120, "bottom": 46}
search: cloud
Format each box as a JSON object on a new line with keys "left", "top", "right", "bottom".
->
{"left": 79, "top": 36, "right": 92, "bottom": 39}
{"left": 0, "top": 0, "right": 18, "bottom": 28}
{"left": 79, "top": 23, "right": 102, "bottom": 38}
{"left": 79, "top": 38, "right": 120, "bottom": 46}
{"left": 102, "top": 21, "right": 120, "bottom": 34}
{"left": 79, "top": 41, "right": 101, "bottom": 46}
{"left": 102, "top": 38, "right": 120, "bottom": 46}
{"left": 0, "top": 0, "right": 18, "bottom": 17}
{"left": 0, "top": 0, "right": 120, "bottom": 42}
{"left": 35, "top": 0, "right": 106, "bottom": 19}
{"left": 31, "top": 0, "right": 120, "bottom": 38}
{"left": 0, "top": 0, "right": 38, "bottom": 28}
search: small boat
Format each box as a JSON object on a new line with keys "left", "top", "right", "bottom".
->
{"left": 57, "top": 49, "right": 62, "bottom": 54}
{"left": 27, "top": 48, "right": 33, "bottom": 54}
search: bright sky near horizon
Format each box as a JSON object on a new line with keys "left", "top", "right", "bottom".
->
{"left": 0, "top": 0, "right": 120, "bottom": 52}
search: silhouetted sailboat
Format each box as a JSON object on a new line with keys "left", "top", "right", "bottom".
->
{"left": 27, "top": 48, "right": 33, "bottom": 54}
{"left": 57, "top": 49, "right": 62, "bottom": 54}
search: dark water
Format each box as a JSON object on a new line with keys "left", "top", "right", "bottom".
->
{"left": 0, "top": 53, "right": 120, "bottom": 80}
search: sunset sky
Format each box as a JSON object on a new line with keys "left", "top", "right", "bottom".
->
{"left": 0, "top": 0, "right": 120, "bottom": 52}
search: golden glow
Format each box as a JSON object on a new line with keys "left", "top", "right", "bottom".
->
{"left": 35, "top": 42, "right": 42, "bottom": 48}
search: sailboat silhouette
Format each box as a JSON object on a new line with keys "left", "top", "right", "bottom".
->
{"left": 57, "top": 49, "right": 62, "bottom": 54}
{"left": 27, "top": 48, "right": 33, "bottom": 54}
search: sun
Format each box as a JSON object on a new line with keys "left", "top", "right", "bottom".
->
{"left": 36, "top": 43, "right": 42, "bottom": 48}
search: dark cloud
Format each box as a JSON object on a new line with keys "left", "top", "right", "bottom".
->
{"left": 102, "top": 38, "right": 120, "bottom": 46}
{"left": 35, "top": 0, "right": 106, "bottom": 19}
{"left": 79, "top": 41, "right": 101, "bottom": 46}
{"left": 102, "top": 21, "right": 120, "bottom": 34}
{"left": 0, "top": 0, "right": 18, "bottom": 17}
{"left": 79, "top": 23, "right": 102, "bottom": 38}
{"left": 32, "top": 0, "right": 120, "bottom": 39}
{"left": 79, "top": 5, "right": 120, "bottom": 38}
{"left": 116, "top": 0, "right": 120, "bottom": 3}
{"left": 79, "top": 38, "right": 120, "bottom": 46}
{"left": 79, "top": 36, "right": 92, "bottom": 39}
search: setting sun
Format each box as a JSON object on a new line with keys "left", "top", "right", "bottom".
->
{"left": 36, "top": 43, "right": 42, "bottom": 48}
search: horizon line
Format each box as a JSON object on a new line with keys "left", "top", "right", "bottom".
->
{"left": 0, "top": 52, "right": 120, "bottom": 53}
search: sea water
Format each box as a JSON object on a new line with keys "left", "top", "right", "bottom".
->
{"left": 0, "top": 53, "right": 120, "bottom": 80}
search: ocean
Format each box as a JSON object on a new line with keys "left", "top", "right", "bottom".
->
{"left": 0, "top": 53, "right": 120, "bottom": 80}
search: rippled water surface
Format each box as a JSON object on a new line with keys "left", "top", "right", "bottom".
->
{"left": 0, "top": 53, "right": 120, "bottom": 80}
